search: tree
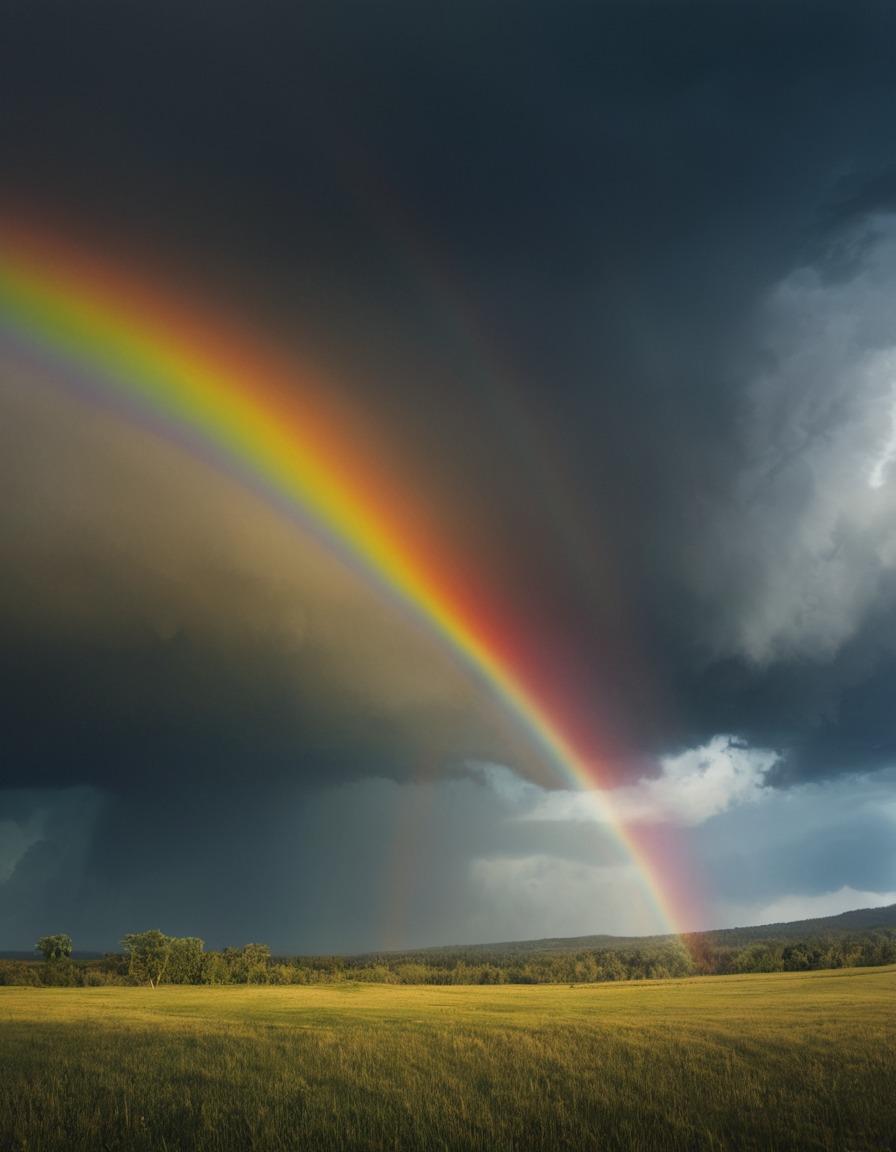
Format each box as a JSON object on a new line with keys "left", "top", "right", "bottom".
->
{"left": 35, "top": 934, "right": 73, "bottom": 961}
{"left": 200, "top": 951, "right": 230, "bottom": 985}
{"left": 221, "top": 943, "right": 271, "bottom": 984}
{"left": 166, "top": 937, "right": 205, "bottom": 984}
{"left": 243, "top": 942, "right": 272, "bottom": 984}
{"left": 121, "top": 930, "right": 172, "bottom": 988}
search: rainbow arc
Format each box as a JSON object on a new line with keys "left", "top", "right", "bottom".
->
{"left": 0, "top": 216, "right": 690, "bottom": 936}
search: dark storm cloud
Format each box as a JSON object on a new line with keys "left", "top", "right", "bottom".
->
{"left": 0, "top": 612, "right": 545, "bottom": 796}
{"left": 4, "top": 0, "right": 896, "bottom": 947}
{"left": 0, "top": 368, "right": 540, "bottom": 799}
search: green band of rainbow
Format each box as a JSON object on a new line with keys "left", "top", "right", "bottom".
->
{"left": 0, "top": 218, "right": 688, "bottom": 936}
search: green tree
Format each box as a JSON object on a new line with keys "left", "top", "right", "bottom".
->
{"left": 202, "top": 951, "right": 230, "bottom": 985}
{"left": 121, "top": 930, "right": 172, "bottom": 988}
{"left": 35, "top": 934, "right": 73, "bottom": 961}
{"left": 221, "top": 943, "right": 272, "bottom": 984}
{"left": 166, "top": 937, "right": 205, "bottom": 984}
{"left": 243, "top": 943, "right": 272, "bottom": 984}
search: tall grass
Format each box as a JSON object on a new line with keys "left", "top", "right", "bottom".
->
{"left": 1, "top": 966, "right": 893, "bottom": 1151}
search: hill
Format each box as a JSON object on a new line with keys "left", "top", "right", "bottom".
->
{"left": 686, "top": 902, "right": 896, "bottom": 947}
{"left": 352, "top": 903, "right": 896, "bottom": 964}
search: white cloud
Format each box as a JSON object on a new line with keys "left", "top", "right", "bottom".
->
{"left": 686, "top": 214, "right": 896, "bottom": 664}
{"left": 517, "top": 735, "right": 777, "bottom": 827}
{"left": 470, "top": 762, "right": 543, "bottom": 809}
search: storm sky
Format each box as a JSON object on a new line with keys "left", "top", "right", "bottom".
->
{"left": 2, "top": 0, "right": 896, "bottom": 953}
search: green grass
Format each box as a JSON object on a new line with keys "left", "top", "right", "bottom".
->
{"left": 2, "top": 966, "right": 894, "bottom": 1151}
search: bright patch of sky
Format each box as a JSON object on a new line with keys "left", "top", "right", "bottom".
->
{"left": 736, "top": 885, "right": 896, "bottom": 927}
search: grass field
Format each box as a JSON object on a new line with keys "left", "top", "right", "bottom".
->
{"left": 1, "top": 966, "right": 894, "bottom": 1151}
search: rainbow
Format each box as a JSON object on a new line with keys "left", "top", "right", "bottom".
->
{"left": 0, "top": 216, "right": 691, "bottom": 935}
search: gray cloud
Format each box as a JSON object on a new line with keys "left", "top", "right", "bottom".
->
{"left": 688, "top": 216, "right": 896, "bottom": 665}
{"left": 7, "top": 756, "right": 892, "bottom": 952}
{"left": 3, "top": 0, "right": 896, "bottom": 948}
{"left": 0, "top": 788, "right": 105, "bottom": 948}
{"left": 0, "top": 769, "right": 672, "bottom": 953}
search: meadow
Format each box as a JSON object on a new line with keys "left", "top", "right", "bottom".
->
{"left": 1, "top": 966, "right": 894, "bottom": 1152}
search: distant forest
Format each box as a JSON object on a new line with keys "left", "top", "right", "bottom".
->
{"left": 3, "top": 905, "right": 895, "bottom": 988}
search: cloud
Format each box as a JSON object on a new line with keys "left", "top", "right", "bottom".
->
{"left": 0, "top": 788, "right": 105, "bottom": 946}
{"left": 2, "top": 744, "right": 892, "bottom": 952}
{"left": 867, "top": 400, "right": 896, "bottom": 489}
{"left": 0, "top": 357, "right": 553, "bottom": 796}
{"left": 0, "top": 764, "right": 679, "bottom": 952}
{"left": 516, "top": 737, "right": 777, "bottom": 827}
{"left": 6, "top": 0, "right": 896, "bottom": 951}
{"left": 0, "top": 808, "right": 46, "bottom": 884}
{"left": 466, "top": 856, "right": 660, "bottom": 943}
{"left": 689, "top": 214, "right": 896, "bottom": 667}
{"left": 289, "top": 769, "right": 677, "bottom": 950}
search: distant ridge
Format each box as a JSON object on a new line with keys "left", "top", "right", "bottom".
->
{"left": 354, "top": 903, "right": 896, "bottom": 961}
{"left": 690, "top": 903, "right": 896, "bottom": 946}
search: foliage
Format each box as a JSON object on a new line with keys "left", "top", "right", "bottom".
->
{"left": 35, "top": 934, "right": 73, "bottom": 961}
{"left": 121, "top": 930, "right": 172, "bottom": 989}
{"left": 220, "top": 943, "right": 271, "bottom": 984}
{"left": 6, "top": 923, "right": 896, "bottom": 988}
{"left": 166, "top": 937, "right": 205, "bottom": 985}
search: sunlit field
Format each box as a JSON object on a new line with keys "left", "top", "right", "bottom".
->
{"left": 2, "top": 966, "right": 894, "bottom": 1151}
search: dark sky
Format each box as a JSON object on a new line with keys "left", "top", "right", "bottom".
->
{"left": 1, "top": 0, "right": 896, "bottom": 952}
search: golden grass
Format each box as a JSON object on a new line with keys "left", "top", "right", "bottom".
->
{"left": 2, "top": 965, "right": 894, "bottom": 1151}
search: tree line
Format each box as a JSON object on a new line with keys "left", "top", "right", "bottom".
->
{"left": 3, "top": 925, "right": 895, "bottom": 988}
